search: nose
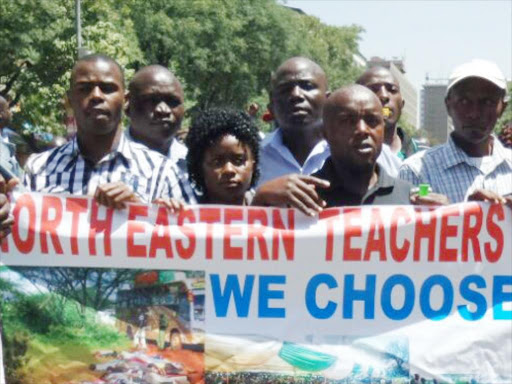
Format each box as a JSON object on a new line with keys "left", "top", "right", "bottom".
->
{"left": 90, "top": 85, "right": 103, "bottom": 101}
{"left": 377, "top": 85, "right": 389, "bottom": 104}
{"left": 290, "top": 85, "right": 304, "bottom": 100}
{"left": 154, "top": 101, "right": 172, "bottom": 118}
{"left": 355, "top": 118, "right": 369, "bottom": 136}
{"left": 221, "top": 161, "right": 237, "bottom": 176}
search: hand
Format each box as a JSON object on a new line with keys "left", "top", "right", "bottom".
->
{"left": 94, "top": 182, "right": 141, "bottom": 209}
{"left": 410, "top": 192, "right": 449, "bottom": 206}
{"left": 0, "top": 174, "right": 19, "bottom": 194}
{"left": 252, "top": 174, "right": 330, "bottom": 216}
{"left": 0, "top": 193, "right": 13, "bottom": 244}
{"left": 468, "top": 189, "right": 507, "bottom": 204}
{"left": 153, "top": 198, "right": 186, "bottom": 214}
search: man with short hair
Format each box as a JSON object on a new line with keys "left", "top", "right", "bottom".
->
{"left": 399, "top": 59, "right": 512, "bottom": 203}
{"left": 24, "top": 54, "right": 195, "bottom": 206}
{"left": 357, "top": 66, "right": 424, "bottom": 161}
{"left": 125, "top": 65, "right": 188, "bottom": 173}
{"left": 313, "top": 85, "right": 412, "bottom": 206}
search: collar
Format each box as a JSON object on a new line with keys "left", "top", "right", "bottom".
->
{"left": 71, "top": 132, "right": 133, "bottom": 165}
{"left": 441, "top": 134, "right": 512, "bottom": 170}
{"left": 262, "top": 127, "right": 330, "bottom": 158}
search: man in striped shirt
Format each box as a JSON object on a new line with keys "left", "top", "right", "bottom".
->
{"left": 23, "top": 54, "right": 195, "bottom": 206}
{"left": 399, "top": 59, "right": 512, "bottom": 203}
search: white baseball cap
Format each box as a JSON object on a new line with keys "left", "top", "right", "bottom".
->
{"left": 446, "top": 59, "right": 507, "bottom": 96}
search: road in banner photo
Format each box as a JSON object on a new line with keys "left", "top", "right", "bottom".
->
{"left": 0, "top": 267, "right": 204, "bottom": 384}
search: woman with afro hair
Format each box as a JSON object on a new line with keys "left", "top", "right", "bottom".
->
{"left": 185, "top": 108, "right": 261, "bottom": 205}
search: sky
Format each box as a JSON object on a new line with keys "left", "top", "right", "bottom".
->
{"left": 283, "top": 0, "right": 512, "bottom": 91}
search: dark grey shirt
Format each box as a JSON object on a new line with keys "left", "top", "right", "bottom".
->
{"left": 312, "top": 157, "right": 412, "bottom": 207}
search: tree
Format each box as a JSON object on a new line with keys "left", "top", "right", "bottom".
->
{"left": 495, "top": 82, "right": 512, "bottom": 134}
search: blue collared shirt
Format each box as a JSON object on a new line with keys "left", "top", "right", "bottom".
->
{"left": 258, "top": 128, "right": 402, "bottom": 185}
{"left": 399, "top": 135, "right": 512, "bottom": 203}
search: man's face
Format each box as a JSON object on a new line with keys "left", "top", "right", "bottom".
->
{"left": 359, "top": 70, "right": 403, "bottom": 127}
{"left": 446, "top": 77, "right": 506, "bottom": 144}
{"left": 270, "top": 59, "right": 327, "bottom": 130}
{"left": 68, "top": 60, "right": 124, "bottom": 137}
{"left": 323, "top": 90, "right": 384, "bottom": 169}
{"left": 0, "top": 97, "right": 11, "bottom": 129}
{"left": 128, "top": 71, "right": 185, "bottom": 147}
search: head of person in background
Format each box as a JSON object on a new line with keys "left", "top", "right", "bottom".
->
{"left": 313, "top": 84, "right": 412, "bottom": 206}
{"left": 268, "top": 57, "right": 328, "bottom": 162}
{"left": 356, "top": 66, "right": 414, "bottom": 158}
{"left": 445, "top": 59, "right": 508, "bottom": 157}
{"left": 185, "top": 109, "right": 260, "bottom": 205}
{"left": 0, "top": 95, "right": 12, "bottom": 132}
{"left": 126, "top": 65, "right": 186, "bottom": 167}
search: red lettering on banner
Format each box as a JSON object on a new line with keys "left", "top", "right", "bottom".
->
{"left": 485, "top": 204, "right": 504, "bottom": 263}
{"left": 12, "top": 194, "right": 36, "bottom": 254}
{"left": 413, "top": 208, "right": 437, "bottom": 262}
{"left": 247, "top": 208, "right": 269, "bottom": 260}
{"left": 89, "top": 201, "right": 113, "bottom": 256}
{"left": 272, "top": 209, "right": 295, "bottom": 260}
{"left": 319, "top": 209, "right": 340, "bottom": 261}
{"left": 224, "top": 208, "right": 244, "bottom": 260}
{"left": 127, "top": 205, "right": 148, "bottom": 257}
{"left": 199, "top": 207, "right": 221, "bottom": 259}
{"left": 462, "top": 203, "right": 483, "bottom": 262}
{"left": 343, "top": 208, "right": 362, "bottom": 261}
{"left": 390, "top": 207, "right": 411, "bottom": 262}
{"left": 40, "top": 196, "right": 64, "bottom": 254}
{"left": 176, "top": 209, "right": 196, "bottom": 259}
{"left": 66, "top": 197, "right": 88, "bottom": 255}
{"left": 439, "top": 205, "right": 460, "bottom": 262}
{"left": 364, "top": 208, "right": 386, "bottom": 261}
{"left": 149, "top": 206, "right": 173, "bottom": 258}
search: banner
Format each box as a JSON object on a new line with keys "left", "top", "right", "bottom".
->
{"left": 1, "top": 192, "right": 511, "bottom": 384}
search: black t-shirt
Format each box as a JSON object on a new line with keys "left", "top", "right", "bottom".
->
{"left": 312, "top": 157, "right": 412, "bottom": 207}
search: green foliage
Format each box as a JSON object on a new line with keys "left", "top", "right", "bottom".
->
{"left": 495, "top": 82, "right": 512, "bottom": 134}
{"left": 1, "top": 0, "right": 363, "bottom": 132}
{"left": 1, "top": 331, "right": 28, "bottom": 384}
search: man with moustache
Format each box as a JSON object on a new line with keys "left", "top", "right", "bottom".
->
{"left": 399, "top": 59, "right": 512, "bottom": 203}
{"left": 24, "top": 54, "right": 194, "bottom": 206}
{"left": 313, "top": 85, "right": 411, "bottom": 206}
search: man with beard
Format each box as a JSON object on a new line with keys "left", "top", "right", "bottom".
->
{"left": 312, "top": 85, "right": 411, "bottom": 206}
{"left": 399, "top": 59, "right": 512, "bottom": 203}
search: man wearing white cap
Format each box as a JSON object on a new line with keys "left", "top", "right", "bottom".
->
{"left": 399, "top": 59, "right": 511, "bottom": 203}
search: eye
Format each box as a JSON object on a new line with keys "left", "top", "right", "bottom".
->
{"left": 100, "top": 83, "right": 118, "bottom": 94}
{"left": 231, "top": 155, "right": 248, "bottom": 167}
{"left": 299, "top": 81, "right": 315, "bottom": 91}
{"left": 365, "top": 114, "right": 381, "bottom": 127}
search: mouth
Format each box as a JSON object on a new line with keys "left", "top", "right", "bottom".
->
{"left": 88, "top": 108, "right": 109, "bottom": 118}
{"left": 354, "top": 142, "right": 374, "bottom": 154}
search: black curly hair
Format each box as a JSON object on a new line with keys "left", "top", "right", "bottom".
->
{"left": 185, "top": 108, "right": 261, "bottom": 193}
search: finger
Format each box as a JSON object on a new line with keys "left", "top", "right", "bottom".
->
{"left": 293, "top": 181, "right": 325, "bottom": 211}
{"left": 298, "top": 175, "right": 331, "bottom": 189}
{"left": 288, "top": 194, "right": 317, "bottom": 217}
{"left": 7, "top": 178, "right": 19, "bottom": 192}
{"left": 0, "top": 175, "right": 5, "bottom": 195}
{"left": 0, "top": 215, "right": 14, "bottom": 229}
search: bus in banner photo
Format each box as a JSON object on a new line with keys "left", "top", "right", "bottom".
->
{"left": 115, "top": 270, "right": 205, "bottom": 351}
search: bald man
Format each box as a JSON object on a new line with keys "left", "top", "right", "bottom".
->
{"left": 126, "top": 65, "right": 187, "bottom": 172}
{"left": 313, "top": 85, "right": 412, "bottom": 206}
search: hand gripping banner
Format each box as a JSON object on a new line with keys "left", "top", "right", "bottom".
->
{"left": 0, "top": 192, "right": 511, "bottom": 384}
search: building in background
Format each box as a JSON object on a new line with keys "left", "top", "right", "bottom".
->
{"left": 367, "top": 56, "right": 418, "bottom": 130}
{"left": 420, "top": 78, "right": 452, "bottom": 145}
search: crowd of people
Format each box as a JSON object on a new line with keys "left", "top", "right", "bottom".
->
{"left": 1, "top": 54, "right": 511, "bottom": 241}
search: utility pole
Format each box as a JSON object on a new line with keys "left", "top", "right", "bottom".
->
{"left": 75, "top": 0, "right": 86, "bottom": 58}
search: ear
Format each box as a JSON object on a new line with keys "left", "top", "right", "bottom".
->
{"left": 124, "top": 91, "right": 131, "bottom": 116}
{"left": 401, "top": 99, "right": 405, "bottom": 109}
{"left": 497, "top": 99, "right": 508, "bottom": 119}
{"left": 325, "top": 90, "right": 331, "bottom": 99}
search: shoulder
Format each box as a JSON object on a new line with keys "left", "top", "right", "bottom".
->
{"left": 260, "top": 129, "right": 279, "bottom": 152}
{"left": 400, "top": 143, "right": 446, "bottom": 172}
{"left": 25, "top": 143, "right": 71, "bottom": 174}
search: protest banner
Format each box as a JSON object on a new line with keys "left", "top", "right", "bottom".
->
{"left": 0, "top": 192, "right": 511, "bottom": 384}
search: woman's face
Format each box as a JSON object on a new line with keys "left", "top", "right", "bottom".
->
{"left": 202, "top": 134, "right": 254, "bottom": 205}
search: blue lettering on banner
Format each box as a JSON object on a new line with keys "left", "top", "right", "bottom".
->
{"left": 210, "top": 274, "right": 255, "bottom": 317}
{"left": 420, "top": 275, "right": 454, "bottom": 321}
{"left": 493, "top": 275, "right": 512, "bottom": 320}
{"left": 381, "top": 274, "right": 415, "bottom": 320}
{"left": 258, "top": 275, "right": 286, "bottom": 318}
{"left": 305, "top": 274, "right": 338, "bottom": 319}
{"left": 458, "top": 275, "right": 487, "bottom": 321}
{"left": 343, "top": 274, "right": 376, "bottom": 319}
